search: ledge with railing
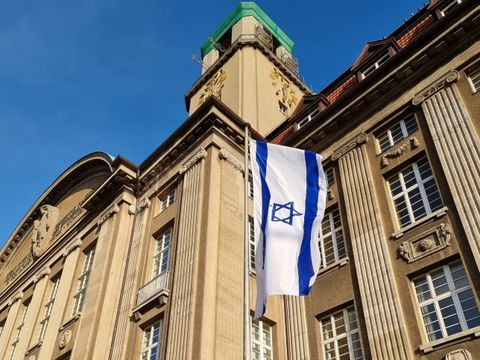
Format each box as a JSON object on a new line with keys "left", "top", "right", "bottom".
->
{"left": 136, "top": 271, "right": 169, "bottom": 307}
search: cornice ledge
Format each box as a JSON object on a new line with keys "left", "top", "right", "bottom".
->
{"left": 412, "top": 70, "right": 459, "bottom": 105}
{"left": 33, "top": 267, "right": 51, "bottom": 283}
{"left": 97, "top": 204, "right": 120, "bottom": 226}
{"left": 180, "top": 148, "right": 207, "bottom": 174}
{"left": 128, "top": 197, "right": 151, "bottom": 215}
{"left": 63, "top": 238, "right": 82, "bottom": 258}
{"left": 332, "top": 133, "right": 368, "bottom": 161}
{"left": 8, "top": 290, "right": 24, "bottom": 306}
{"left": 218, "top": 148, "right": 244, "bottom": 174}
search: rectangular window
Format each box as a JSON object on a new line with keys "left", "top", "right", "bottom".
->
{"left": 361, "top": 52, "right": 390, "bottom": 79}
{"left": 72, "top": 247, "right": 95, "bottom": 316}
{"left": 159, "top": 189, "right": 176, "bottom": 213}
{"left": 319, "top": 208, "right": 346, "bottom": 268}
{"left": 320, "top": 305, "right": 363, "bottom": 360}
{"left": 413, "top": 261, "right": 480, "bottom": 342}
{"left": 297, "top": 108, "right": 320, "bottom": 129}
{"left": 249, "top": 217, "right": 256, "bottom": 271}
{"left": 469, "top": 68, "right": 480, "bottom": 93}
{"left": 9, "top": 300, "right": 30, "bottom": 360}
{"left": 152, "top": 229, "right": 172, "bottom": 279}
{"left": 140, "top": 320, "right": 162, "bottom": 360}
{"left": 38, "top": 275, "right": 61, "bottom": 342}
{"left": 377, "top": 113, "right": 418, "bottom": 152}
{"left": 325, "top": 166, "right": 335, "bottom": 188}
{"left": 388, "top": 157, "right": 443, "bottom": 227}
{"left": 251, "top": 317, "right": 273, "bottom": 360}
{"left": 278, "top": 101, "right": 288, "bottom": 115}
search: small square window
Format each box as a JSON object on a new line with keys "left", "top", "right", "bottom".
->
{"left": 278, "top": 101, "right": 288, "bottom": 115}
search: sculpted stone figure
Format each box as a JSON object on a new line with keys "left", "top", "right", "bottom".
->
{"left": 32, "top": 205, "right": 58, "bottom": 258}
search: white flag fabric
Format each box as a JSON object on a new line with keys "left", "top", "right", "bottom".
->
{"left": 250, "top": 140, "right": 327, "bottom": 319}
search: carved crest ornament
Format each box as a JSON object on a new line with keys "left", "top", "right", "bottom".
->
{"left": 398, "top": 223, "right": 451, "bottom": 263}
{"left": 32, "top": 205, "right": 59, "bottom": 258}
{"left": 270, "top": 68, "right": 298, "bottom": 111}
{"left": 198, "top": 69, "right": 227, "bottom": 104}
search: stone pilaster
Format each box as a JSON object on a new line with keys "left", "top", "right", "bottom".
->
{"left": 334, "top": 134, "right": 412, "bottom": 359}
{"left": 413, "top": 70, "right": 480, "bottom": 270}
{"left": 109, "top": 198, "right": 151, "bottom": 360}
{"left": 37, "top": 240, "right": 82, "bottom": 360}
{"left": 284, "top": 296, "right": 310, "bottom": 360}
{"left": 165, "top": 148, "right": 206, "bottom": 359}
{"left": 15, "top": 270, "right": 50, "bottom": 357}
{"left": 0, "top": 292, "right": 23, "bottom": 359}
{"left": 71, "top": 202, "right": 119, "bottom": 359}
{"left": 213, "top": 148, "right": 244, "bottom": 358}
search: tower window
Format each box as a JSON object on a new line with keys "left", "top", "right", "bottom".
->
{"left": 278, "top": 101, "right": 288, "bottom": 115}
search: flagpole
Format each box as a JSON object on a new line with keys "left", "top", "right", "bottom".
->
{"left": 243, "top": 123, "right": 251, "bottom": 360}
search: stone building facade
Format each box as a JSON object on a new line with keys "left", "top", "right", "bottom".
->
{"left": 0, "top": 1, "right": 479, "bottom": 359}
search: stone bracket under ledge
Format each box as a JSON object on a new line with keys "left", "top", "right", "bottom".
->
{"left": 59, "top": 313, "right": 81, "bottom": 332}
{"left": 317, "top": 257, "right": 349, "bottom": 277}
{"left": 131, "top": 289, "right": 169, "bottom": 322}
{"left": 391, "top": 206, "right": 448, "bottom": 239}
{"left": 419, "top": 327, "right": 480, "bottom": 354}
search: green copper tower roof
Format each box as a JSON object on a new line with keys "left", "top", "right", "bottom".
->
{"left": 201, "top": 2, "right": 295, "bottom": 58}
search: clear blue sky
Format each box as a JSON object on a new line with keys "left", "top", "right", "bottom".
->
{"left": 0, "top": 0, "right": 426, "bottom": 246}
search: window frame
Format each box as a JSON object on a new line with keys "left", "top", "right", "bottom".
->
{"left": 319, "top": 305, "right": 363, "bottom": 360}
{"left": 9, "top": 300, "right": 30, "bottom": 360}
{"left": 248, "top": 216, "right": 256, "bottom": 272}
{"left": 152, "top": 228, "right": 172, "bottom": 279}
{"left": 438, "top": 0, "right": 462, "bottom": 17}
{"left": 159, "top": 189, "right": 176, "bottom": 213}
{"left": 140, "top": 319, "right": 162, "bottom": 360}
{"left": 376, "top": 113, "right": 418, "bottom": 153}
{"left": 412, "top": 260, "right": 480, "bottom": 343}
{"left": 467, "top": 67, "right": 480, "bottom": 94}
{"left": 251, "top": 317, "right": 273, "bottom": 360}
{"left": 360, "top": 51, "right": 390, "bottom": 79}
{"left": 38, "top": 275, "right": 61, "bottom": 342}
{"left": 387, "top": 157, "right": 443, "bottom": 228}
{"left": 72, "top": 246, "right": 95, "bottom": 316}
{"left": 318, "top": 207, "right": 346, "bottom": 269}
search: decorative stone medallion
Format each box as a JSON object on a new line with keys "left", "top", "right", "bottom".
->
{"left": 59, "top": 330, "right": 72, "bottom": 349}
{"left": 445, "top": 349, "right": 472, "bottom": 360}
{"left": 198, "top": 69, "right": 227, "bottom": 104}
{"left": 398, "top": 223, "right": 451, "bottom": 263}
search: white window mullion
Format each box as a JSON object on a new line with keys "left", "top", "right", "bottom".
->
{"left": 399, "top": 172, "right": 415, "bottom": 226}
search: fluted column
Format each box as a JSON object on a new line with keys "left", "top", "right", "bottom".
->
{"left": 413, "top": 70, "right": 480, "bottom": 270}
{"left": 284, "top": 296, "right": 310, "bottom": 360}
{"left": 165, "top": 148, "right": 206, "bottom": 360}
{"left": 0, "top": 291, "right": 23, "bottom": 359}
{"left": 334, "top": 134, "right": 412, "bottom": 359}
{"left": 38, "top": 239, "right": 82, "bottom": 360}
{"left": 109, "top": 198, "right": 150, "bottom": 360}
{"left": 15, "top": 268, "right": 50, "bottom": 357}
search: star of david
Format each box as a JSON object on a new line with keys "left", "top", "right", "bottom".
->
{"left": 271, "top": 201, "right": 302, "bottom": 225}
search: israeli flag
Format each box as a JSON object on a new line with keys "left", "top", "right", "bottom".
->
{"left": 250, "top": 140, "right": 327, "bottom": 319}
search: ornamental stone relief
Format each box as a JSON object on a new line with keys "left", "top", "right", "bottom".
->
{"left": 32, "top": 205, "right": 59, "bottom": 258}
{"left": 398, "top": 223, "right": 451, "bottom": 263}
{"left": 59, "top": 329, "right": 72, "bottom": 349}
{"left": 198, "top": 69, "right": 226, "bottom": 104}
{"left": 445, "top": 349, "right": 472, "bottom": 360}
{"left": 380, "top": 137, "right": 419, "bottom": 167}
{"left": 270, "top": 68, "right": 298, "bottom": 111}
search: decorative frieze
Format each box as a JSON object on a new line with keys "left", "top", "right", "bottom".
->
{"left": 412, "top": 70, "right": 459, "bottom": 105}
{"left": 97, "top": 204, "right": 120, "bottom": 226}
{"left": 381, "top": 137, "right": 419, "bottom": 167}
{"left": 63, "top": 238, "right": 82, "bottom": 258}
{"left": 218, "top": 148, "right": 244, "bottom": 174}
{"left": 32, "top": 205, "right": 59, "bottom": 258}
{"left": 52, "top": 190, "right": 94, "bottom": 240}
{"left": 332, "top": 133, "right": 368, "bottom": 161}
{"left": 128, "top": 198, "right": 151, "bottom": 215}
{"left": 5, "top": 253, "right": 33, "bottom": 286}
{"left": 180, "top": 148, "right": 207, "bottom": 174}
{"left": 398, "top": 223, "right": 451, "bottom": 263}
